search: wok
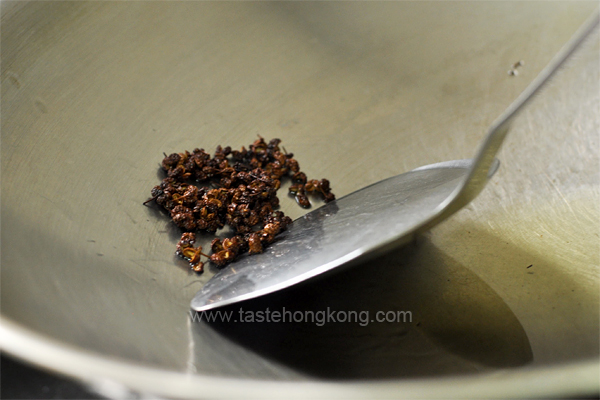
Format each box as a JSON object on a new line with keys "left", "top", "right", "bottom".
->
{"left": 2, "top": 2, "right": 598, "bottom": 398}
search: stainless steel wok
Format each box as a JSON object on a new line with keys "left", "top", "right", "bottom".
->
{"left": 2, "top": 2, "right": 598, "bottom": 398}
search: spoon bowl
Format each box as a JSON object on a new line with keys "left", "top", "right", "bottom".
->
{"left": 192, "top": 159, "right": 496, "bottom": 311}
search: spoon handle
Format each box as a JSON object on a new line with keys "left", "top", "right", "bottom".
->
{"left": 460, "top": 10, "right": 599, "bottom": 204}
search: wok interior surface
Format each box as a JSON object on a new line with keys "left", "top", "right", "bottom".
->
{"left": 1, "top": 1, "right": 598, "bottom": 398}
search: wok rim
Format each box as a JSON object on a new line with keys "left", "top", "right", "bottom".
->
{"left": 2, "top": 316, "right": 598, "bottom": 399}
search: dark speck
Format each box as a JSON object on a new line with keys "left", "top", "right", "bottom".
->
{"left": 8, "top": 74, "right": 21, "bottom": 88}
{"left": 34, "top": 98, "right": 48, "bottom": 113}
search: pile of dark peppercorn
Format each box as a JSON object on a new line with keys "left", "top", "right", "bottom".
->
{"left": 145, "top": 136, "right": 335, "bottom": 272}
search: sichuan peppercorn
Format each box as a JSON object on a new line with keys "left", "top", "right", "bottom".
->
{"left": 145, "top": 136, "right": 335, "bottom": 272}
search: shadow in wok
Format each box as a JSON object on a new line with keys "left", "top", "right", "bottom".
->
{"left": 195, "top": 234, "right": 533, "bottom": 379}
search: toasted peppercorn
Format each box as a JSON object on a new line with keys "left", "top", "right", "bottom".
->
{"left": 247, "top": 232, "right": 263, "bottom": 254}
{"left": 292, "top": 171, "right": 307, "bottom": 184}
{"left": 176, "top": 232, "right": 209, "bottom": 272}
{"left": 145, "top": 137, "right": 335, "bottom": 271}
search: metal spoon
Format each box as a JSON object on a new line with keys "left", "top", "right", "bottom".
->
{"left": 192, "top": 13, "right": 598, "bottom": 312}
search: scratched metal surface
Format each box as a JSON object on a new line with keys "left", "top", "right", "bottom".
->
{"left": 1, "top": 2, "right": 598, "bottom": 399}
